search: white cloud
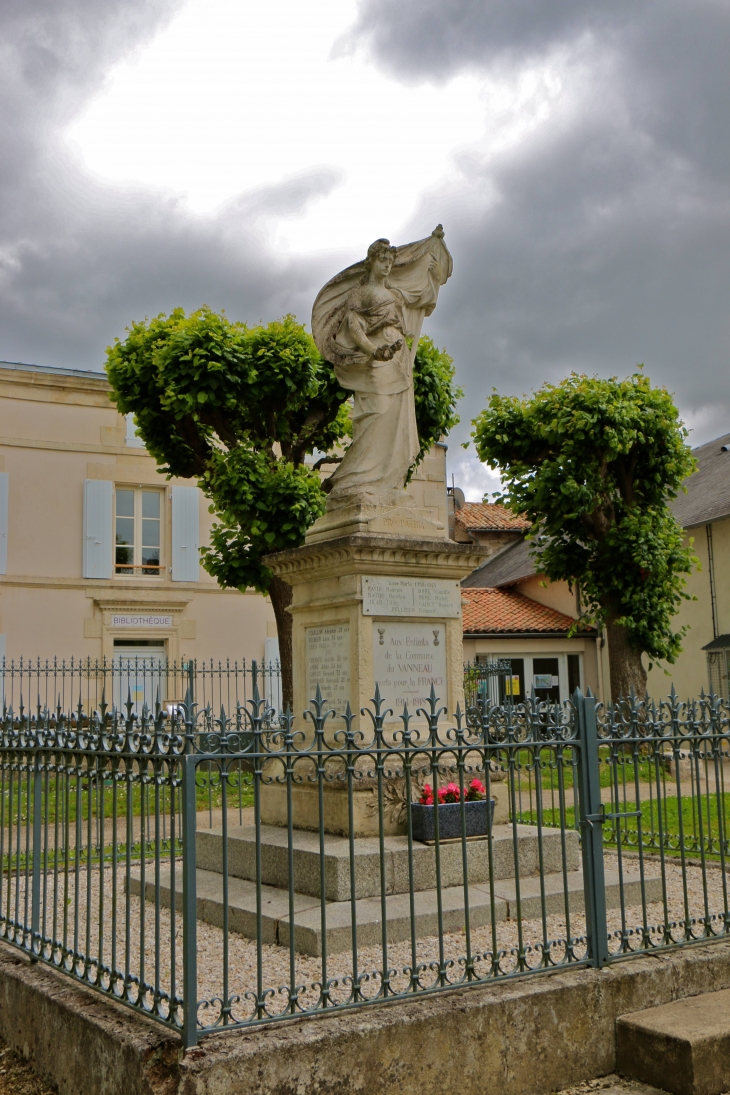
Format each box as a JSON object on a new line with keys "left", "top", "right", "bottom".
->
{"left": 64, "top": 0, "right": 567, "bottom": 256}
{"left": 681, "top": 404, "right": 730, "bottom": 448}
{"left": 446, "top": 449, "right": 502, "bottom": 503}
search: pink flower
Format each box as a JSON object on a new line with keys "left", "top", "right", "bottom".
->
{"left": 465, "top": 778, "right": 486, "bottom": 801}
{"left": 419, "top": 784, "right": 434, "bottom": 805}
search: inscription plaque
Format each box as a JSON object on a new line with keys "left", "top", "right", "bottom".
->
{"left": 112, "top": 614, "right": 173, "bottom": 628}
{"left": 306, "top": 624, "right": 350, "bottom": 712}
{"left": 373, "top": 621, "right": 448, "bottom": 718}
{"left": 363, "top": 576, "right": 460, "bottom": 618}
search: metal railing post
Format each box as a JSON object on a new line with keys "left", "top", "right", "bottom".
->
{"left": 575, "top": 689, "right": 609, "bottom": 967}
{"left": 181, "top": 753, "right": 198, "bottom": 1048}
{"left": 30, "top": 750, "right": 43, "bottom": 958}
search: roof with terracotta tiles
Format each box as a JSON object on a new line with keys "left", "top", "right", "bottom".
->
{"left": 455, "top": 502, "right": 530, "bottom": 532}
{"left": 461, "top": 587, "right": 594, "bottom": 636}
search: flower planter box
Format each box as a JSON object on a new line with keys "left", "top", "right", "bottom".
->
{"left": 410, "top": 798, "right": 496, "bottom": 843}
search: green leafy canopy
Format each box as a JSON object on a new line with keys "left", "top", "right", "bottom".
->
{"left": 411, "top": 336, "right": 462, "bottom": 475}
{"left": 105, "top": 307, "right": 461, "bottom": 595}
{"left": 471, "top": 371, "right": 697, "bottom": 664}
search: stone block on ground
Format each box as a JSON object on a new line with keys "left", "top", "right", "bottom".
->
{"left": 195, "top": 822, "right": 581, "bottom": 901}
{"left": 617, "top": 988, "right": 730, "bottom": 1095}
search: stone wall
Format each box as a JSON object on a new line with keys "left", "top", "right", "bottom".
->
{"left": 4, "top": 938, "right": 730, "bottom": 1094}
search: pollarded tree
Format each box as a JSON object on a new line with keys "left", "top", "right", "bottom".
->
{"left": 105, "top": 306, "right": 460, "bottom": 707}
{"left": 471, "top": 372, "right": 697, "bottom": 701}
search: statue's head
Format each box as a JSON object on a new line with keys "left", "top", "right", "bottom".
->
{"left": 361, "top": 238, "right": 397, "bottom": 282}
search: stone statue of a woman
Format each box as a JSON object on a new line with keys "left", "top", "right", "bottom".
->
{"left": 311, "top": 226, "right": 452, "bottom": 513}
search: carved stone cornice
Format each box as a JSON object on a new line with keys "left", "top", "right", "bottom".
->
{"left": 92, "top": 593, "right": 192, "bottom": 612}
{"left": 264, "top": 534, "right": 486, "bottom": 585}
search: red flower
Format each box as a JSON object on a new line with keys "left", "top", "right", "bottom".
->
{"left": 438, "top": 781, "right": 461, "bottom": 804}
{"left": 419, "top": 784, "right": 434, "bottom": 806}
{"left": 419, "top": 778, "right": 489, "bottom": 806}
{"left": 465, "top": 778, "right": 486, "bottom": 801}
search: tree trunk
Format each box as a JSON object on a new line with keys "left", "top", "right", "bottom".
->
{"left": 268, "top": 575, "right": 294, "bottom": 711}
{"left": 605, "top": 615, "right": 647, "bottom": 703}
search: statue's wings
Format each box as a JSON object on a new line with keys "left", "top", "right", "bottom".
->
{"left": 311, "top": 227, "right": 452, "bottom": 367}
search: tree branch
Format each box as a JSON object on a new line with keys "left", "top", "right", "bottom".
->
{"left": 311, "top": 454, "right": 343, "bottom": 471}
{"left": 177, "top": 417, "right": 212, "bottom": 476}
{"left": 199, "top": 408, "right": 240, "bottom": 451}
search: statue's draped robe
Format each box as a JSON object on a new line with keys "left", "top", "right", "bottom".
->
{"left": 312, "top": 230, "right": 452, "bottom": 508}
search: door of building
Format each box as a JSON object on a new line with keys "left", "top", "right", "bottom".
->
{"left": 112, "top": 640, "right": 167, "bottom": 714}
{"left": 532, "top": 657, "right": 561, "bottom": 703}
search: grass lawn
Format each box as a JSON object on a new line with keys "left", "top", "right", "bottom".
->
{"left": 518, "top": 788, "right": 730, "bottom": 856}
{"left": 1, "top": 761, "right": 255, "bottom": 827}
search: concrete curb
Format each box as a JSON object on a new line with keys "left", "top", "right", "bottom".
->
{"left": 3, "top": 938, "right": 730, "bottom": 1094}
{"left": 0, "top": 945, "right": 180, "bottom": 1095}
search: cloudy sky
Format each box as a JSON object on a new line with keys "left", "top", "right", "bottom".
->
{"left": 2, "top": 1, "right": 728, "bottom": 498}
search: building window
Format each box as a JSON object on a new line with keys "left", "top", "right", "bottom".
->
{"left": 474, "top": 652, "right": 580, "bottom": 704}
{"left": 474, "top": 656, "right": 525, "bottom": 704}
{"left": 125, "top": 413, "right": 146, "bottom": 448}
{"left": 115, "top": 488, "right": 163, "bottom": 576}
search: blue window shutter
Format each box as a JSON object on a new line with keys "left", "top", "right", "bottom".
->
{"left": 83, "top": 479, "right": 113, "bottom": 579}
{"left": 172, "top": 486, "right": 199, "bottom": 582}
{"left": 0, "top": 473, "right": 8, "bottom": 575}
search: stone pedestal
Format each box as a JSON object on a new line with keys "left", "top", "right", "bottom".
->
{"left": 261, "top": 532, "right": 485, "bottom": 834}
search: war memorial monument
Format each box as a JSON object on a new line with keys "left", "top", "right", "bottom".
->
{"left": 256, "top": 226, "right": 489, "bottom": 834}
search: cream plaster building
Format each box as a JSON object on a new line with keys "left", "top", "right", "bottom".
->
{"left": 0, "top": 360, "right": 276, "bottom": 668}
{"left": 646, "top": 432, "right": 730, "bottom": 701}
{"left": 459, "top": 432, "right": 730, "bottom": 704}
{"left": 461, "top": 536, "right": 603, "bottom": 705}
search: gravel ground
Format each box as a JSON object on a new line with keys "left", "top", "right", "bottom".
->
{"left": 0, "top": 1043, "right": 55, "bottom": 1095}
{"left": 552, "top": 1076, "right": 668, "bottom": 1095}
{"left": 3, "top": 851, "right": 729, "bottom": 1030}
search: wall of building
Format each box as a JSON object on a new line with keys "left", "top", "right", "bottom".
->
{"left": 0, "top": 364, "right": 276, "bottom": 663}
{"left": 646, "top": 517, "right": 730, "bottom": 700}
{"left": 515, "top": 574, "right": 578, "bottom": 617}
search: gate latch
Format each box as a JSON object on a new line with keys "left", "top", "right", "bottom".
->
{"left": 584, "top": 805, "right": 641, "bottom": 828}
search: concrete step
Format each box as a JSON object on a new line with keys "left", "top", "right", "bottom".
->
{"left": 617, "top": 989, "right": 730, "bottom": 1095}
{"left": 196, "top": 822, "right": 581, "bottom": 901}
{"left": 130, "top": 866, "right": 661, "bottom": 957}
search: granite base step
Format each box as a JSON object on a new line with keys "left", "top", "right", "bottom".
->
{"left": 617, "top": 988, "right": 730, "bottom": 1095}
{"left": 195, "top": 822, "right": 581, "bottom": 901}
{"left": 130, "top": 866, "right": 662, "bottom": 957}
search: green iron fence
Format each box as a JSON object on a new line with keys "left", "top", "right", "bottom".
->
{"left": 0, "top": 656, "right": 282, "bottom": 718}
{"left": 1, "top": 657, "right": 729, "bottom": 1047}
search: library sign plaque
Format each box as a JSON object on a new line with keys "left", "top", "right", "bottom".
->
{"left": 112, "top": 614, "right": 173, "bottom": 628}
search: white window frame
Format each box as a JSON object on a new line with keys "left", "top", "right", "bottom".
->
{"left": 476, "top": 652, "right": 582, "bottom": 703}
{"left": 114, "top": 486, "right": 165, "bottom": 578}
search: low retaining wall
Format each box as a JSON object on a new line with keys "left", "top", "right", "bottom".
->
{"left": 3, "top": 940, "right": 730, "bottom": 1095}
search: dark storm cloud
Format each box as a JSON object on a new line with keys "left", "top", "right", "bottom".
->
{"left": 0, "top": 1, "right": 337, "bottom": 369}
{"left": 1, "top": 1, "right": 728, "bottom": 453}
{"left": 351, "top": 0, "right": 730, "bottom": 444}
